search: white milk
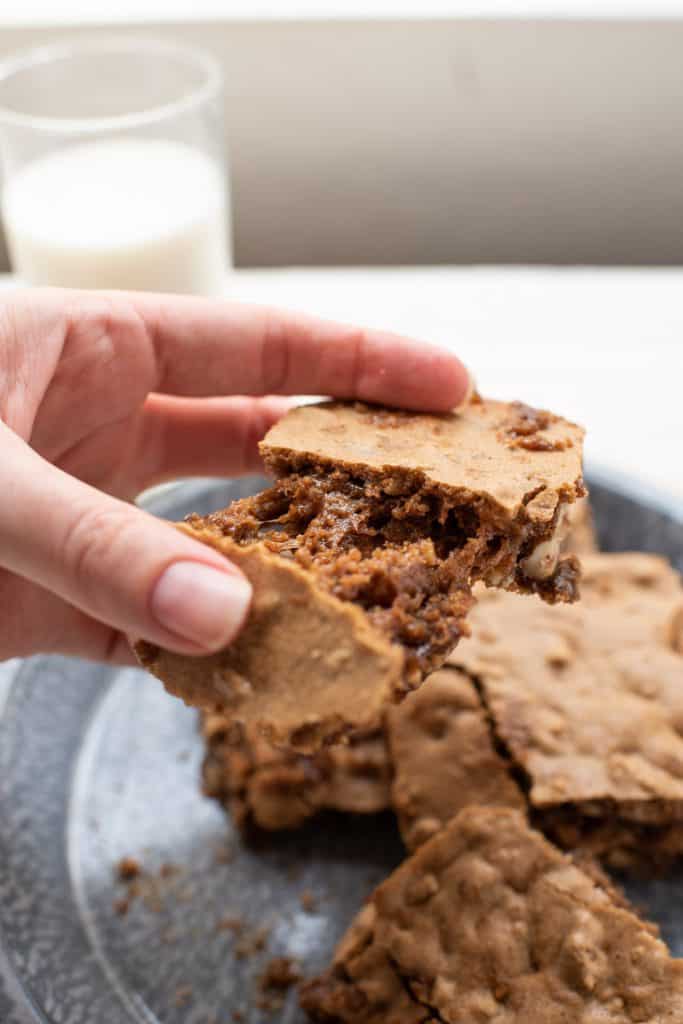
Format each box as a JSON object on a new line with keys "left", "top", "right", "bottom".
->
{"left": 1, "top": 138, "right": 229, "bottom": 294}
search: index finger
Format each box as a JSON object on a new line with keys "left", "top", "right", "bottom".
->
{"left": 125, "top": 292, "right": 471, "bottom": 412}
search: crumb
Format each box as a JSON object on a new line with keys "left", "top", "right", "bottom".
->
{"left": 286, "top": 863, "right": 302, "bottom": 882}
{"left": 213, "top": 844, "right": 235, "bottom": 866}
{"left": 177, "top": 749, "right": 191, "bottom": 761}
{"left": 216, "top": 915, "right": 244, "bottom": 934}
{"left": 260, "top": 956, "right": 302, "bottom": 989}
{"left": 299, "top": 889, "right": 316, "bottom": 913}
{"left": 113, "top": 896, "right": 129, "bottom": 917}
{"left": 159, "top": 862, "right": 180, "bottom": 879}
{"left": 161, "top": 926, "right": 178, "bottom": 945}
{"left": 119, "top": 873, "right": 164, "bottom": 914}
{"left": 116, "top": 856, "right": 140, "bottom": 882}
{"left": 175, "top": 887, "right": 194, "bottom": 903}
{"left": 232, "top": 1012, "right": 244, "bottom": 1023}
{"left": 256, "top": 956, "right": 301, "bottom": 1012}
{"left": 234, "top": 925, "right": 270, "bottom": 959}
{"left": 255, "top": 992, "right": 285, "bottom": 1013}
{"left": 173, "top": 985, "right": 193, "bottom": 1008}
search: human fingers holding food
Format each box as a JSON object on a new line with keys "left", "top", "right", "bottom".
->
{"left": 0, "top": 288, "right": 470, "bottom": 664}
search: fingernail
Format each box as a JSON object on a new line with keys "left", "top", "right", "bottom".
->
{"left": 454, "top": 369, "right": 476, "bottom": 413}
{"left": 151, "top": 562, "right": 252, "bottom": 651}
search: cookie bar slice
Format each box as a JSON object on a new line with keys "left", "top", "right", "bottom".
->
{"left": 199, "top": 665, "right": 518, "bottom": 838}
{"left": 452, "top": 552, "right": 683, "bottom": 872}
{"left": 300, "top": 806, "right": 683, "bottom": 1023}
{"left": 202, "top": 712, "right": 390, "bottom": 832}
{"left": 137, "top": 397, "right": 584, "bottom": 749}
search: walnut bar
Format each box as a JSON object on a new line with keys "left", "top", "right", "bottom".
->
{"left": 451, "top": 552, "right": 683, "bottom": 872}
{"left": 137, "top": 397, "right": 585, "bottom": 749}
{"left": 300, "top": 807, "right": 683, "bottom": 1023}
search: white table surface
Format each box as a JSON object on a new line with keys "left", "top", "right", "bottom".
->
{"left": 2, "top": 266, "right": 682, "bottom": 506}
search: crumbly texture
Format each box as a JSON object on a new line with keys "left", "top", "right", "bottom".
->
{"left": 199, "top": 665, "right": 519, "bottom": 841}
{"left": 386, "top": 667, "right": 525, "bottom": 851}
{"left": 198, "top": 546, "right": 683, "bottom": 873}
{"left": 196, "top": 498, "right": 592, "bottom": 840}
{"left": 202, "top": 711, "right": 390, "bottom": 832}
{"left": 198, "top": 497, "right": 596, "bottom": 838}
{"left": 136, "top": 398, "right": 584, "bottom": 748}
{"left": 451, "top": 553, "right": 683, "bottom": 872}
{"left": 137, "top": 526, "right": 403, "bottom": 750}
{"left": 300, "top": 807, "right": 683, "bottom": 1024}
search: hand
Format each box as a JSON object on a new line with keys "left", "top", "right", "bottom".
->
{"left": 0, "top": 287, "right": 469, "bottom": 665}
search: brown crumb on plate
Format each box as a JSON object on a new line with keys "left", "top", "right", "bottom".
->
{"left": 116, "top": 856, "right": 141, "bottom": 882}
{"left": 299, "top": 889, "right": 317, "bottom": 913}
{"left": 256, "top": 957, "right": 302, "bottom": 1012}
{"left": 173, "top": 985, "right": 192, "bottom": 1008}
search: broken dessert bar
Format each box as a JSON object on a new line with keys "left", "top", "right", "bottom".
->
{"left": 199, "top": 498, "right": 596, "bottom": 837}
{"left": 202, "top": 712, "right": 390, "bottom": 832}
{"left": 385, "top": 553, "right": 683, "bottom": 869}
{"left": 300, "top": 806, "right": 683, "bottom": 1023}
{"left": 136, "top": 398, "right": 584, "bottom": 748}
{"left": 200, "top": 665, "right": 519, "bottom": 837}
{"left": 202, "top": 550, "right": 683, "bottom": 872}
{"left": 449, "top": 552, "right": 683, "bottom": 872}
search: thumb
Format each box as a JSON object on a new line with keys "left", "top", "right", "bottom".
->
{"left": 0, "top": 425, "right": 252, "bottom": 656}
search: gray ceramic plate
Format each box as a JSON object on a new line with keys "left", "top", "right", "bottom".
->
{"left": 1, "top": 473, "right": 682, "bottom": 1024}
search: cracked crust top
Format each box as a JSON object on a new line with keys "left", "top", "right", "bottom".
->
{"left": 452, "top": 553, "right": 683, "bottom": 812}
{"left": 386, "top": 666, "right": 524, "bottom": 851}
{"left": 261, "top": 399, "right": 585, "bottom": 521}
{"left": 301, "top": 807, "right": 683, "bottom": 1023}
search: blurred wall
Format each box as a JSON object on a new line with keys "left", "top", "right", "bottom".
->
{"left": 2, "top": 18, "right": 683, "bottom": 266}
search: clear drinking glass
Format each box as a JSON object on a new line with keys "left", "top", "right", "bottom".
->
{"left": 0, "top": 38, "right": 230, "bottom": 294}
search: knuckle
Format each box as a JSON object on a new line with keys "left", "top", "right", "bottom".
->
{"left": 61, "top": 504, "right": 137, "bottom": 606}
{"left": 341, "top": 326, "right": 367, "bottom": 395}
{"left": 63, "top": 294, "right": 156, "bottom": 397}
{"left": 259, "top": 308, "right": 292, "bottom": 394}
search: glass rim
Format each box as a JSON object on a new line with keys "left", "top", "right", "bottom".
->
{"left": 0, "top": 36, "right": 223, "bottom": 134}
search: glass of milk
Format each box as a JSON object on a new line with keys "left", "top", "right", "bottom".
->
{"left": 0, "top": 38, "right": 231, "bottom": 294}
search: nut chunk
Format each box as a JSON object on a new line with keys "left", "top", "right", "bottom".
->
{"left": 136, "top": 397, "right": 584, "bottom": 749}
{"left": 300, "top": 807, "right": 683, "bottom": 1023}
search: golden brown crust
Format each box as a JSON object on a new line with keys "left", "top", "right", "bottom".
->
{"left": 301, "top": 807, "right": 683, "bottom": 1023}
{"left": 262, "top": 399, "right": 585, "bottom": 520}
{"left": 136, "top": 526, "right": 403, "bottom": 751}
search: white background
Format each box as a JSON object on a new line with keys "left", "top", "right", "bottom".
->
{"left": 6, "top": 2, "right": 683, "bottom": 22}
